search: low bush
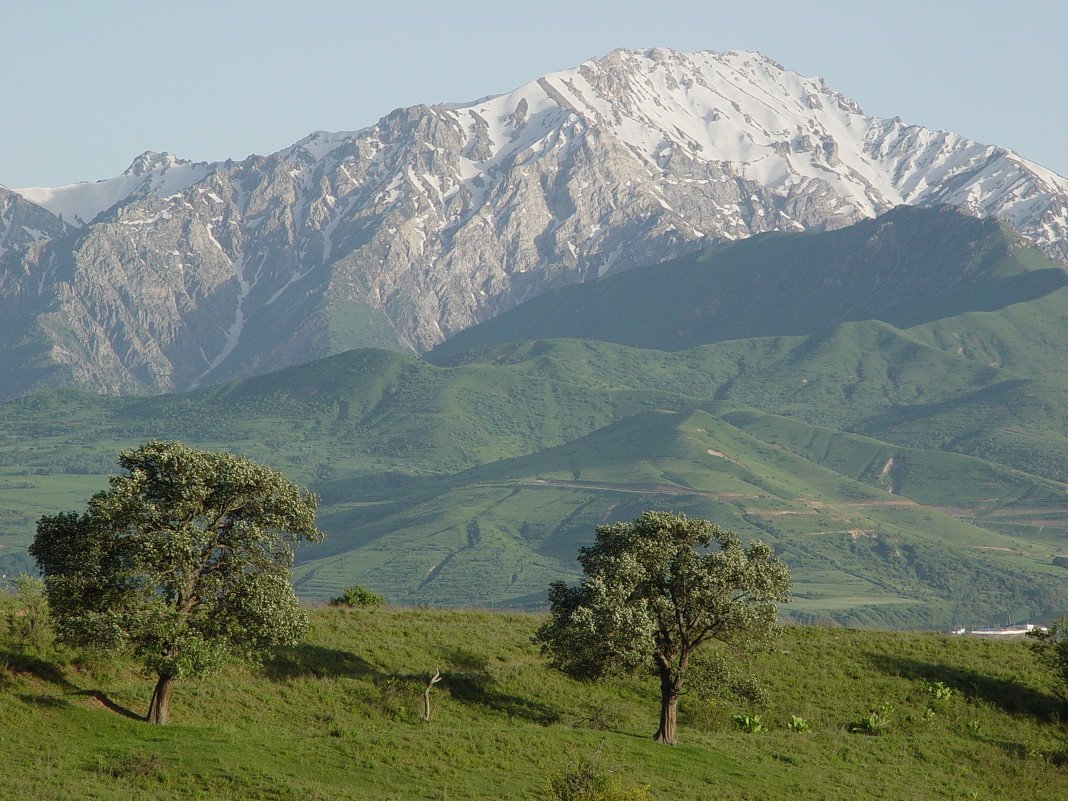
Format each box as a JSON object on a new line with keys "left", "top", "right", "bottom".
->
{"left": 2, "top": 574, "right": 52, "bottom": 656}
{"left": 329, "top": 585, "right": 386, "bottom": 609}
{"left": 786, "top": 715, "right": 810, "bottom": 732}
{"left": 850, "top": 704, "right": 893, "bottom": 736}
{"left": 547, "top": 754, "right": 650, "bottom": 801}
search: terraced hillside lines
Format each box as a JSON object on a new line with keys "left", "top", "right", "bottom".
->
{"left": 1, "top": 333, "right": 1066, "bottom": 624}
{"left": 3, "top": 341, "right": 1065, "bottom": 614}
{"left": 288, "top": 409, "right": 1066, "bottom": 625}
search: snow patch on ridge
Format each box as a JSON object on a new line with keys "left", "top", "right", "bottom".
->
{"left": 14, "top": 153, "right": 210, "bottom": 226}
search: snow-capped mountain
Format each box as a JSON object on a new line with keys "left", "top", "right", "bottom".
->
{"left": 1, "top": 47, "right": 1066, "bottom": 398}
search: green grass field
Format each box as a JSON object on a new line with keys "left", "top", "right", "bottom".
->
{"left": 2, "top": 604, "right": 1065, "bottom": 800}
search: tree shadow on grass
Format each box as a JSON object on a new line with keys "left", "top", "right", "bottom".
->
{"left": 73, "top": 689, "right": 142, "bottom": 720}
{"left": 4, "top": 651, "right": 141, "bottom": 719}
{"left": 17, "top": 693, "right": 71, "bottom": 709}
{"left": 982, "top": 736, "right": 1068, "bottom": 766}
{"left": 264, "top": 644, "right": 379, "bottom": 681}
{"left": 1, "top": 651, "right": 77, "bottom": 691}
{"left": 867, "top": 653, "right": 1062, "bottom": 720}
{"left": 264, "top": 643, "right": 560, "bottom": 724}
{"left": 439, "top": 647, "right": 561, "bottom": 725}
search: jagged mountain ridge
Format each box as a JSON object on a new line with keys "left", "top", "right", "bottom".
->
{"left": 2, "top": 47, "right": 1066, "bottom": 398}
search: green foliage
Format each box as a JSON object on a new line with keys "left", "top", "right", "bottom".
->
{"left": 535, "top": 512, "right": 789, "bottom": 681}
{"left": 850, "top": 704, "right": 894, "bottom": 735}
{"left": 2, "top": 574, "right": 51, "bottom": 655}
{"left": 1027, "top": 618, "right": 1068, "bottom": 700}
{"left": 547, "top": 754, "right": 651, "bottom": 801}
{"left": 731, "top": 713, "right": 765, "bottom": 733}
{"left": 928, "top": 681, "right": 955, "bottom": 702}
{"left": 0, "top": 609, "right": 1065, "bottom": 800}
{"left": 687, "top": 649, "right": 769, "bottom": 707}
{"left": 329, "top": 585, "right": 385, "bottom": 608}
{"left": 29, "top": 441, "right": 324, "bottom": 711}
{"left": 786, "top": 715, "right": 810, "bottom": 732}
{"left": 535, "top": 511, "right": 788, "bottom": 744}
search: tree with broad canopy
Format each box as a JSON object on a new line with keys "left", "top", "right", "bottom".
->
{"left": 534, "top": 511, "right": 789, "bottom": 745}
{"left": 30, "top": 440, "right": 324, "bottom": 724}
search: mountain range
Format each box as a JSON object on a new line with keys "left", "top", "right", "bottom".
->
{"left": 2, "top": 205, "right": 1065, "bottom": 627}
{"left": 2, "top": 47, "right": 1067, "bottom": 400}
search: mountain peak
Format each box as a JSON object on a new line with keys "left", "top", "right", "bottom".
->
{"left": 123, "top": 151, "right": 186, "bottom": 176}
{"left": 14, "top": 151, "right": 209, "bottom": 227}
{"left": 1, "top": 47, "right": 1066, "bottom": 399}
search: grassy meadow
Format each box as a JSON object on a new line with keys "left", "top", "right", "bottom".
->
{"left": 2, "top": 603, "right": 1066, "bottom": 800}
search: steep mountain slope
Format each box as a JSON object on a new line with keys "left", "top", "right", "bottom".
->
{"left": 431, "top": 205, "right": 1068, "bottom": 357}
{"left": 2, "top": 48, "right": 1066, "bottom": 398}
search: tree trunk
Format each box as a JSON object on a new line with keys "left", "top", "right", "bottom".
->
{"left": 146, "top": 674, "right": 177, "bottom": 725}
{"left": 653, "top": 672, "right": 680, "bottom": 745}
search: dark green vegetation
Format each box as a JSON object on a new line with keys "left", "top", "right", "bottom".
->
{"left": 1028, "top": 619, "right": 1068, "bottom": 700}
{"left": 2, "top": 604, "right": 1066, "bottom": 800}
{"left": 31, "top": 441, "right": 323, "bottom": 724}
{"left": 330, "top": 586, "right": 386, "bottom": 609}
{"left": 536, "top": 512, "right": 789, "bottom": 745}
{"left": 430, "top": 205, "right": 1068, "bottom": 358}
{"left": 1, "top": 206, "right": 1066, "bottom": 627}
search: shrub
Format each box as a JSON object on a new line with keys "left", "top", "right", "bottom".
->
{"left": 547, "top": 754, "right": 650, "bottom": 801}
{"left": 850, "top": 705, "right": 892, "bottom": 736}
{"left": 330, "top": 585, "right": 386, "bottom": 608}
{"left": 1027, "top": 618, "right": 1068, "bottom": 700}
{"left": 3, "top": 574, "right": 52, "bottom": 655}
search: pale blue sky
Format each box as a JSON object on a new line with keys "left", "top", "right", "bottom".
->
{"left": 2, "top": 0, "right": 1065, "bottom": 188}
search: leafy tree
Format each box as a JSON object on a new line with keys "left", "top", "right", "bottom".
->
{"left": 1027, "top": 618, "right": 1068, "bottom": 701}
{"left": 30, "top": 440, "right": 324, "bottom": 724}
{"left": 534, "top": 511, "right": 789, "bottom": 745}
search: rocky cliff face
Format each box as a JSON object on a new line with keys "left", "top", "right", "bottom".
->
{"left": 2, "top": 48, "right": 1066, "bottom": 398}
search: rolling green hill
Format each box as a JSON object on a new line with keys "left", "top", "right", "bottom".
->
{"left": 1, "top": 338, "right": 1065, "bottom": 626}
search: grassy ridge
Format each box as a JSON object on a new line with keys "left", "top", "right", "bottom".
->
{"left": 430, "top": 206, "right": 1067, "bottom": 359}
{"left": 292, "top": 408, "right": 1066, "bottom": 625}
{"left": 1, "top": 606, "right": 1065, "bottom": 800}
